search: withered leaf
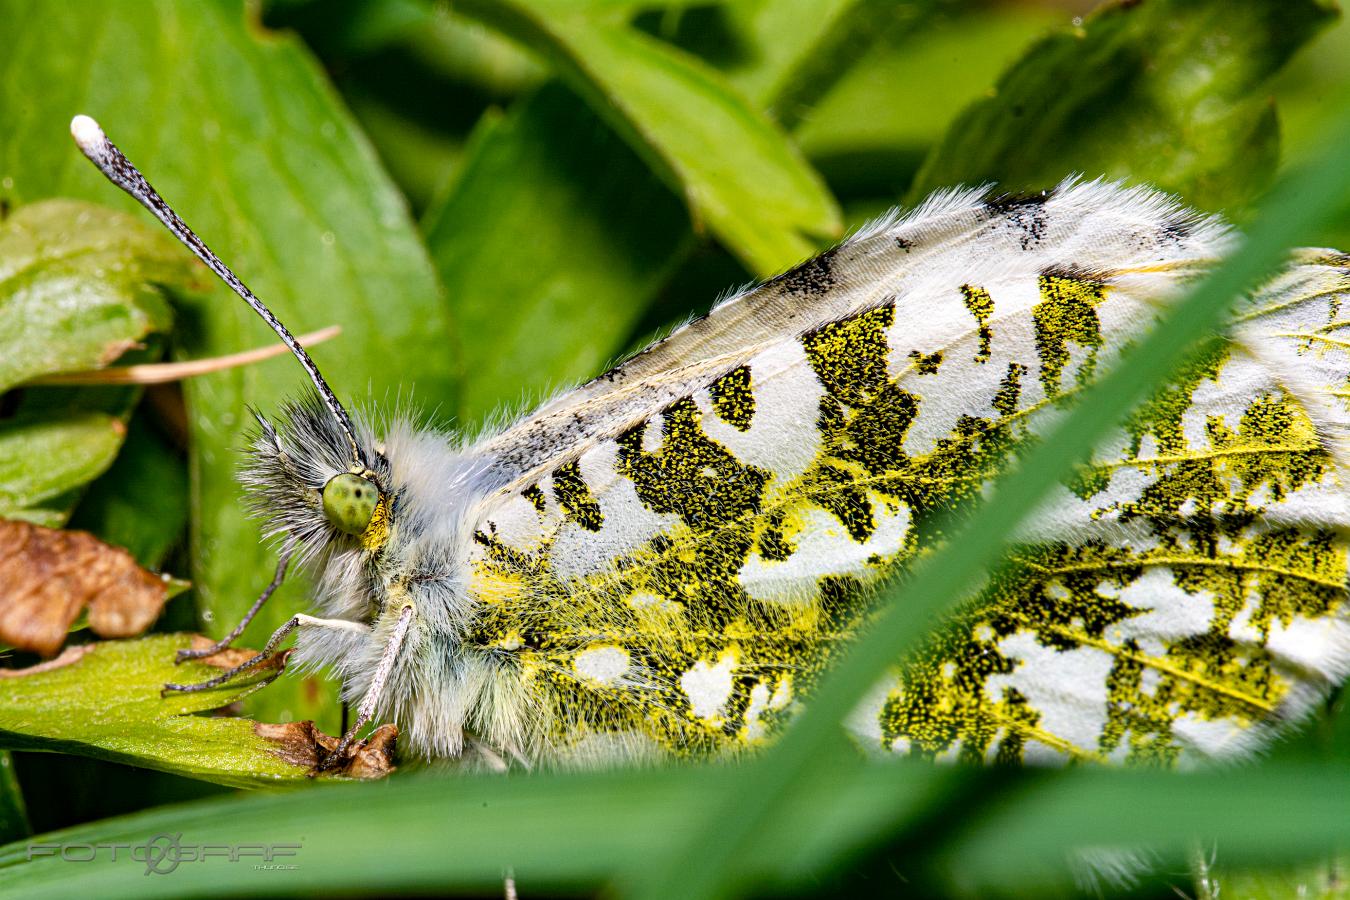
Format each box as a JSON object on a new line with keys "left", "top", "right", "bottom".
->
{"left": 186, "top": 634, "right": 289, "bottom": 676}
{"left": 255, "top": 721, "right": 399, "bottom": 780}
{"left": 0, "top": 518, "right": 180, "bottom": 656}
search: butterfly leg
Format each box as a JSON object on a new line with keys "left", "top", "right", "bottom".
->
{"left": 317, "top": 603, "right": 414, "bottom": 770}
{"left": 162, "top": 612, "right": 366, "bottom": 695}
{"left": 175, "top": 547, "right": 293, "bottom": 663}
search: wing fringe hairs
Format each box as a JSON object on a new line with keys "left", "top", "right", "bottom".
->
{"left": 238, "top": 177, "right": 1350, "bottom": 770}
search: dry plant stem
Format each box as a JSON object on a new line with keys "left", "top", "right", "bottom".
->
{"left": 175, "top": 548, "right": 292, "bottom": 663}
{"left": 28, "top": 326, "right": 341, "bottom": 385}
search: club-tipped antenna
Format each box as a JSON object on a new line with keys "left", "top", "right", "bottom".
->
{"left": 69, "top": 114, "right": 368, "bottom": 470}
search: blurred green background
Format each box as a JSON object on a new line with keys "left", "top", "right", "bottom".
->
{"left": 1, "top": 0, "right": 1349, "bottom": 896}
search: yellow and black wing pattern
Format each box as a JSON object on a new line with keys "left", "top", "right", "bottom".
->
{"left": 466, "top": 181, "right": 1350, "bottom": 766}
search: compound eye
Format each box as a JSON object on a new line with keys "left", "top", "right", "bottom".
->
{"left": 322, "top": 473, "right": 380, "bottom": 535}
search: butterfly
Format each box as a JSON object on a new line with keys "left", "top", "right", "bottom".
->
{"left": 71, "top": 114, "right": 1350, "bottom": 771}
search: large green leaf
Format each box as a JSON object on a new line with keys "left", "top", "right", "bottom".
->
{"left": 908, "top": 0, "right": 1338, "bottom": 214}
{"left": 0, "top": 636, "right": 311, "bottom": 788}
{"left": 458, "top": 0, "right": 842, "bottom": 277}
{"left": 423, "top": 85, "right": 690, "bottom": 424}
{"left": 0, "top": 0, "right": 459, "bottom": 730}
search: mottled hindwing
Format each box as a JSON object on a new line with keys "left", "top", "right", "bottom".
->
{"left": 467, "top": 179, "right": 1350, "bottom": 765}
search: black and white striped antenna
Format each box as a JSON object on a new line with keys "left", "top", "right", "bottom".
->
{"left": 70, "top": 114, "right": 368, "bottom": 470}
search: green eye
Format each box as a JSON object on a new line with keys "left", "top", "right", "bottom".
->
{"left": 322, "top": 473, "right": 380, "bottom": 535}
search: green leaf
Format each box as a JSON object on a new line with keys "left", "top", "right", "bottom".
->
{"left": 908, "top": 0, "right": 1338, "bottom": 214}
{"left": 717, "top": 0, "right": 936, "bottom": 131}
{"left": 0, "top": 0, "right": 460, "bottom": 731}
{"left": 458, "top": 0, "right": 842, "bottom": 276}
{"left": 424, "top": 2, "right": 889, "bottom": 423}
{"left": 0, "top": 635, "right": 311, "bottom": 788}
{"left": 0, "top": 199, "right": 185, "bottom": 393}
{"left": 272, "top": 2, "right": 546, "bottom": 214}
{"left": 796, "top": 5, "right": 1062, "bottom": 203}
{"left": 424, "top": 85, "right": 691, "bottom": 424}
{"left": 0, "top": 414, "right": 126, "bottom": 526}
{"left": 0, "top": 199, "right": 191, "bottom": 525}
{"left": 264, "top": 0, "right": 432, "bottom": 58}
{"left": 501, "top": 0, "right": 723, "bottom": 18}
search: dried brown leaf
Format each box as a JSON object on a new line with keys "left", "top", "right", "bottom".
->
{"left": 186, "top": 634, "right": 289, "bottom": 675}
{"left": 0, "top": 519, "right": 176, "bottom": 656}
{"left": 254, "top": 721, "right": 399, "bottom": 780}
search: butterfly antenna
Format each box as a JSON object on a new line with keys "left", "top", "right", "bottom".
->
{"left": 69, "top": 114, "right": 369, "bottom": 470}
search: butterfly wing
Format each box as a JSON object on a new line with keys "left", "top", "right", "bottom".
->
{"left": 463, "top": 180, "right": 1349, "bottom": 764}
{"left": 475, "top": 179, "right": 1222, "bottom": 491}
{"left": 876, "top": 260, "right": 1350, "bottom": 765}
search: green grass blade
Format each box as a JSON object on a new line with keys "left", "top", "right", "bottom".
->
{"left": 0, "top": 753, "right": 29, "bottom": 845}
{"left": 934, "top": 764, "right": 1350, "bottom": 893}
{"left": 6, "top": 752, "right": 1350, "bottom": 897}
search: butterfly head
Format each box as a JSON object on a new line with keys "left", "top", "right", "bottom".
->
{"left": 244, "top": 396, "right": 396, "bottom": 558}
